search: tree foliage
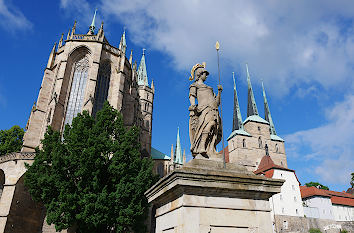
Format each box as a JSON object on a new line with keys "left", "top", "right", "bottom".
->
{"left": 305, "top": 182, "right": 329, "bottom": 190}
{"left": 0, "top": 125, "right": 24, "bottom": 155}
{"left": 351, "top": 172, "right": 354, "bottom": 188}
{"left": 24, "top": 102, "right": 157, "bottom": 233}
{"left": 309, "top": 228, "right": 322, "bottom": 233}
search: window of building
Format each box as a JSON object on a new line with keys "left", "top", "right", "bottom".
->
{"left": 283, "top": 221, "right": 288, "bottom": 230}
{"left": 242, "top": 139, "right": 246, "bottom": 148}
{"left": 64, "top": 55, "right": 89, "bottom": 126}
{"left": 0, "top": 169, "right": 4, "bottom": 200}
{"left": 280, "top": 173, "right": 283, "bottom": 177}
{"left": 281, "top": 161, "right": 284, "bottom": 166}
{"left": 280, "top": 194, "right": 283, "bottom": 201}
{"left": 294, "top": 196, "right": 297, "bottom": 202}
{"left": 282, "top": 207, "right": 285, "bottom": 214}
{"left": 147, "top": 93, "right": 149, "bottom": 100}
{"left": 258, "top": 137, "right": 262, "bottom": 148}
{"left": 92, "top": 61, "right": 111, "bottom": 116}
{"left": 275, "top": 144, "right": 279, "bottom": 153}
{"left": 296, "top": 209, "right": 298, "bottom": 215}
{"left": 258, "top": 126, "right": 261, "bottom": 132}
{"left": 292, "top": 185, "right": 295, "bottom": 190}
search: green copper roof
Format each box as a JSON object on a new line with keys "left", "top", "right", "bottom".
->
{"left": 227, "top": 129, "right": 251, "bottom": 141}
{"left": 232, "top": 72, "right": 244, "bottom": 131}
{"left": 246, "top": 64, "right": 259, "bottom": 117}
{"left": 262, "top": 81, "right": 277, "bottom": 135}
{"left": 244, "top": 115, "right": 269, "bottom": 124}
{"left": 151, "top": 147, "right": 170, "bottom": 160}
{"left": 89, "top": 9, "right": 97, "bottom": 34}
{"left": 270, "top": 134, "right": 284, "bottom": 142}
{"left": 174, "top": 127, "right": 183, "bottom": 165}
{"left": 137, "top": 49, "right": 149, "bottom": 86}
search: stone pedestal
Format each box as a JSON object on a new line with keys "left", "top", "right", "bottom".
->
{"left": 145, "top": 159, "right": 284, "bottom": 233}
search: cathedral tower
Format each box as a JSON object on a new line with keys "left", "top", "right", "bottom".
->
{"left": 22, "top": 14, "right": 154, "bottom": 156}
{"left": 227, "top": 65, "right": 287, "bottom": 171}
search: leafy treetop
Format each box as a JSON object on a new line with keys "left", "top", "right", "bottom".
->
{"left": 0, "top": 125, "right": 24, "bottom": 155}
{"left": 305, "top": 182, "right": 329, "bottom": 190}
{"left": 24, "top": 102, "right": 157, "bottom": 233}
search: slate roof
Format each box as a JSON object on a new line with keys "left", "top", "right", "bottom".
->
{"left": 151, "top": 147, "right": 170, "bottom": 160}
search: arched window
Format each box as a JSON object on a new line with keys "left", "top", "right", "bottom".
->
{"left": 64, "top": 55, "right": 89, "bottom": 126}
{"left": 242, "top": 139, "right": 246, "bottom": 148}
{"left": 0, "top": 169, "right": 4, "bottom": 200}
{"left": 258, "top": 137, "right": 262, "bottom": 148}
{"left": 275, "top": 144, "right": 279, "bottom": 153}
{"left": 157, "top": 163, "right": 164, "bottom": 177}
{"left": 92, "top": 61, "right": 111, "bottom": 116}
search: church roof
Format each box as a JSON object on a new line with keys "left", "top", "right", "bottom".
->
{"left": 243, "top": 115, "right": 269, "bottom": 124}
{"left": 254, "top": 155, "right": 297, "bottom": 181}
{"left": 232, "top": 72, "right": 244, "bottom": 132}
{"left": 227, "top": 129, "right": 251, "bottom": 141}
{"left": 246, "top": 64, "right": 259, "bottom": 117}
{"left": 174, "top": 127, "right": 183, "bottom": 165}
{"left": 270, "top": 134, "right": 284, "bottom": 142}
{"left": 137, "top": 49, "right": 149, "bottom": 86}
{"left": 151, "top": 147, "right": 170, "bottom": 160}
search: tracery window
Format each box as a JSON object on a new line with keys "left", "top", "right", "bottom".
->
{"left": 92, "top": 61, "right": 111, "bottom": 116}
{"left": 64, "top": 55, "right": 89, "bottom": 126}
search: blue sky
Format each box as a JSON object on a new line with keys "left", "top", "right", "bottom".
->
{"left": 0, "top": 0, "right": 353, "bottom": 192}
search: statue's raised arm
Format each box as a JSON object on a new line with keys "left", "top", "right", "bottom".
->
{"left": 188, "top": 63, "right": 223, "bottom": 159}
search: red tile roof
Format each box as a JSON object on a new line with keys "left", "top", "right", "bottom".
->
{"left": 254, "top": 155, "right": 295, "bottom": 174}
{"left": 300, "top": 186, "right": 354, "bottom": 207}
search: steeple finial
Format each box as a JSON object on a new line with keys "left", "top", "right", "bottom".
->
{"left": 129, "top": 49, "right": 133, "bottom": 64}
{"left": 137, "top": 49, "right": 149, "bottom": 86}
{"left": 174, "top": 127, "right": 183, "bottom": 165}
{"left": 58, "top": 33, "right": 64, "bottom": 47}
{"left": 232, "top": 72, "right": 244, "bottom": 131}
{"left": 47, "top": 42, "right": 57, "bottom": 69}
{"left": 88, "top": 9, "right": 97, "bottom": 35}
{"left": 262, "top": 81, "right": 277, "bottom": 135}
{"left": 119, "top": 28, "right": 127, "bottom": 53}
{"left": 66, "top": 29, "right": 71, "bottom": 40}
{"left": 71, "top": 20, "right": 77, "bottom": 36}
{"left": 246, "top": 64, "right": 259, "bottom": 117}
{"left": 151, "top": 79, "right": 155, "bottom": 92}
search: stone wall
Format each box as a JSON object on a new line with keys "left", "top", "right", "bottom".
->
{"left": 274, "top": 215, "right": 354, "bottom": 233}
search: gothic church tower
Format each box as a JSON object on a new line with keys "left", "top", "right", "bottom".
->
{"left": 22, "top": 13, "right": 154, "bottom": 156}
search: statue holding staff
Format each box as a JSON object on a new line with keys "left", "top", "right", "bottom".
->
{"left": 189, "top": 63, "right": 223, "bottom": 159}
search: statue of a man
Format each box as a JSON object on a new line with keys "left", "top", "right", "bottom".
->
{"left": 189, "top": 63, "right": 223, "bottom": 159}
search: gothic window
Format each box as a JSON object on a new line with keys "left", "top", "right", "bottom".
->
{"left": 258, "top": 137, "right": 262, "bottom": 148}
{"left": 0, "top": 169, "right": 4, "bottom": 200}
{"left": 275, "top": 144, "right": 279, "bottom": 153}
{"left": 92, "top": 61, "right": 111, "bottom": 116}
{"left": 242, "top": 139, "right": 246, "bottom": 148}
{"left": 64, "top": 55, "right": 89, "bottom": 126}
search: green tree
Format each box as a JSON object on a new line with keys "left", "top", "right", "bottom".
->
{"left": 351, "top": 172, "right": 354, "bottom": 188}
{"left": 0, "top": 125, "right": 24, "bottom": 155}
{"left": 305, "top": 182, "right": 329, "bottom": 190}
{"left": 24, "top": 102, "right": 157, "bottom": 233}
{"left": 309, "top": 229, "right": 322, "bottom": 233}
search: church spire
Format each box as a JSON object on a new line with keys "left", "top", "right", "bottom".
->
{"left": 137, "top": 49, "right": 148, "bottom": 86}
{"left": 246, "top": 64, "right": 259, "bottom": 117}
{"left": 262, "top": 81, "right": 277, "bottom": 135}
{"left": 129, "top": 49, "right": 133, "bottom": 64}
{"left": 232, "top": 72, "right": 244, "bottom": 131}
{"left": 174, "top": 127, "right": 183, "bottom": 165}
{"left": 119, "top": 28, "right": 127, "bottom": 53}
{"left": 88, "top": 9, "right": 97, "bottom": 35}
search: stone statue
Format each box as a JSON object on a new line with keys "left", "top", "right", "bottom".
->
{"left": 188, "top": 63, "right": 223, "bottom": 159}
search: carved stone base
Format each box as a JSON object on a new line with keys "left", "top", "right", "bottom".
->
{"left": 145, "top": 159, "right": 284, "bottom": 233}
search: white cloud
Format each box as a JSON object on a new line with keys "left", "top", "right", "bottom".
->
{"left": 98, "top": 0, "right": 354, "bottom": 96}
{"left": 285, "top": 95, "right": 354, "bottom": 186}
{"left": 0, "top": 0, "right": 32, "bottom": 31}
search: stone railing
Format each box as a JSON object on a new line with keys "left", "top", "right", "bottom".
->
{"left": 0, "top": 152, "right": 35, "bottom": 164}
{"left": 71, "top": 34, "right": 98, "bottom": 41}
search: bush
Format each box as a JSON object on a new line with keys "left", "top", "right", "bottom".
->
{"left": 309, "top": 229, "right": 322, "bottom": 233}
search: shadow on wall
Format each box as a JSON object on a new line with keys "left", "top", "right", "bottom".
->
{"left": 0, "top": 170, "right": 4, "bottom": 198}
{"left": 4, "top": 175, "right": 46, "bottom": 233}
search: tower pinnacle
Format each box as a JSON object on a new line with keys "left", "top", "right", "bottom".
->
{"left": 88, "top": 9, "right": 97, "bottom": 35}
{"left": 137, "top": 49, "right": 149, "bottom": 86}
{"left": 262, "top": 81, "right": 276, "bottom": 135}
{"left": 119, "top": 28, "right": 127, "bottom": 53}
{"left": 246, "top": 64, "right": 259, "bottom": 117}
{"left": 232, "top": 72, "right": 244, "bottom": 131}
{"left": 174, "top": 127, "right": 183, "bottom": 165}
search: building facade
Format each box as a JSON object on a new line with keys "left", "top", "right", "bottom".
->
{"left": 22, "top": 16, "right": 154, "bottom": 156}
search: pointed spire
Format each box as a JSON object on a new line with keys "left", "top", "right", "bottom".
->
{"left": 66, "top": 29, "right": 71, "bottom": 40}
{"left": 174, "top": 127, "right": 183, "bottom": 165}
{"left": 47, "top": 42, "right": 57, "bottom": 69}
{"left": 170, "top": 144, "right": 174, "bottom": 163}
{"left": 71, "top": 20, "right": 77, "bottom": 36}
{"left": 119, "top": 28, "right": 127, "bottom": 52}
{"left": 58, "top": 33, "right": 64, "bottom": 47}
{"left": 137, "top": 49, "right": 149, "bottom": 86}
{"left": 246, "top": 64, "right": 259, "bottom": 117}
{"left": 151, "top": 79, "right": 155, "bottom": 92}
{"left": 129, "top": 49, "right": 133, "bottom": 64}
{"left": 97, "top": 21, "right": 104, "bottom": 40}
{"left": 88, "top": 9, "right": 97, "bottom": 35}
{"left": 183, "top": 149, "right": 186, "bottom": 164}
{"left": 232, "top": 72, "right": 244, "bottom": 131}
{"left": 262, "top": 81, "right": 277, "bottom": 135}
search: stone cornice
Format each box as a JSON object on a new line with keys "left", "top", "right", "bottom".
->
{"left": 0, "top": 152, "right": 35, "bottom": 164}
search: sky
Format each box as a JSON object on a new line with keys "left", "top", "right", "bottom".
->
{"left": 0, "top": 0, "right": 353, "bottom": 192}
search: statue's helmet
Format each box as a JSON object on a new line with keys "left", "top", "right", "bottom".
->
{"left": 189, "top": 62, "right": 209, "bottom": 81}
